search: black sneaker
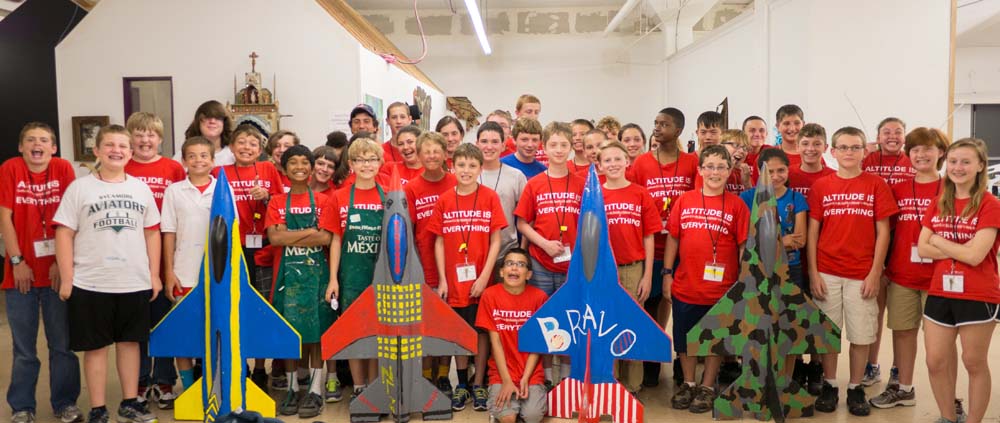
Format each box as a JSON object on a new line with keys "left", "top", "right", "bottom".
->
{"left": 814, "top": 382, "right": 838, "bottom": 413}
{"left": 278, "top": 390, "right": 299, "bottom": 416}
{"left": 955, "top": 399, "right": 966, "bottom": 422}
{"left": 846, "top": 386, "right": 870, "bottom": 416}
{"left": 472, "top": 385, "right": 488, "bottom": 411}
{"left": 351, "top": 387, "right": 364, "bottom": 400}
{"left": 642, "top": 362, "right": 661, "bottom": 387}
{"left": 792, "top": 359, "right": 808, "bottom": 389}
{"left": 86, "top": 408, "right": 109, "bottom": 423}
{"left": 297, "top": 392, "right": 324, "bottom": 418}
{"left": 117, "top": 400, "right": 157, "bottom": 423}
{"left": 436, "top": 377, "right": 453, "bottom": 398}
{"left": 544, "top": 380, "right": 554, "bottom": 392}
{"left": 250, "top": 369, "right": 269, "bottom": 391}
{"left": 806, "top": 361, "right": 824, "bottom": 396}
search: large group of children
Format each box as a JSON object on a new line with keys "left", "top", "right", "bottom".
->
{"left": 2, "top": 94, "right": 998, "bottom": 423}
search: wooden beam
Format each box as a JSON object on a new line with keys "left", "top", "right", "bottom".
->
{"left": 70, "top": 0, "right": 96, "bottom": 11}
{"left": 948, "top": 0, "right": 956, "bottom": 139}
{"left": 314, "top": 0, "right": 442, "bottom": 93}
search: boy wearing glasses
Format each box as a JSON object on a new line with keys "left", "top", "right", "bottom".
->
{"left": 663, "top": 145, "right": 749, "bottom": 414}
{"left": 806, "top": 127, "right": 897, "bottom": 417}
{"left": 476, "top": 248, "right": 548, "bottom": 423}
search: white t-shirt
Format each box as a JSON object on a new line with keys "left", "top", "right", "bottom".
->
{"left": 53, "top": 174, "right": 161, "bottom": 293}
{"left": 479, "top": 163, "right": 527, "bottom": 254}
{"left": 161, "top": 177, "right": 218, "bottom": 288}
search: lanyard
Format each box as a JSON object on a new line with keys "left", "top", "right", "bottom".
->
{"left": 285, "top": 188, "right": 318, "bottom": 229}
{"left": 879, "top": 152, "right": 902, "bottom": 183}
{"left": 479, "top": 165, "right": 503, "bottom": 192}
{"left": 655, "top": 150, "right": 682, "bottom": 216}
{"left": 232, "top": 164, "right": 264, "bottom": 233}
{"left": 28, "top": 166, "right": 53, "bottom": 238}
{"left": 454, "top": 184, "right": 481, "bottom": 257}
{"left": 545, "top": 171, "right": 572, "bottom": 242}
{"left": 911, "top": 178, "right": 940, "bottom": 224}
{"left": 700, "top": 188, "right": 726, "bottom": 262}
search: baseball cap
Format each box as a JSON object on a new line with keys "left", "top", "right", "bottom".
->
{"left": 350, "top": 104, "right": 376, "bottom": 120}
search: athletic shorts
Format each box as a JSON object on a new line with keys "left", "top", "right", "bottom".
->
{"left": 886, "top": 281, "right": 928, "bottom": 331}
{"left": 453, "top": 305, "right": 485, "bottom": 334}
{"left": 923, "top": 295, "right": 999, "bottom": 328}
{"left": 68, "top": 287, "right": 151, "bottom": 351}
{"left": 672, "top": 297, "right": 712, "bottom": 354}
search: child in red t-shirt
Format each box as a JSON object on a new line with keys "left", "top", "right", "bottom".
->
{"left": 598, "top": 141, "right": 661, "bottom": 393}
{"left": 476, "top": 248, "right": 548, "bottom": 423}
{"left": 568, "top": 119, "right": 593, "bottom": 175}
{"left": 429, "top": 143, "right": 507, "bottom": 412}
{"left": 917, "top": 138, "right": 1000, "bottom": 423}
{"left": 807, "top": 127, "right": 898, "bottom": 416}
{"left": 788, "top": 123, "right": 835, "bottom": 198}
{"left": 862, "top": 118, "right": 916, "bottom": 186}
{"left": 870, "top": 128, "right": 948, "bottom": 409}
{"left": 0, "top": 122, "right": 81, "bottom": 423}
{"left": 378, "top": 126, "right": 423, "bottom": 184}
{"left": 776, "top": 105, "right": 805, "bottom": 168}
{"left": 664, "top": 145, "right": 749, "bottom": 413}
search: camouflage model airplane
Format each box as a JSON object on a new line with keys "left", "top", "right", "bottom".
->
{"left": 686, "top": 165, "right": 841, "bottom": 422}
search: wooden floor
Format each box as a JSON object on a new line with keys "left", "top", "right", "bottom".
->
{"left": 2, "top": 293, "right": 998, "bottom": 423}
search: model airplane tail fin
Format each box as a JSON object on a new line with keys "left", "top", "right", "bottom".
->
{"left": 149, "top": 280, "right": 205, "bottom": 359}
{"left": 321, "top": 287, "right": 378, "bottom": 360}
{"left": 549, "top": 378, "right": 644, "bottom": 423}
{"left": 238, "top": 279, "right": 301, "bottom": 359}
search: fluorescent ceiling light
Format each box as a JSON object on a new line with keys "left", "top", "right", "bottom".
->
{"left": 464, "top": 0, "right": 492, "bottom": 55}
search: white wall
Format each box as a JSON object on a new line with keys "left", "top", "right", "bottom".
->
{"left": 56, "top": 0, "right": 379, "bottom": 169}
{"left": 953, "top": 46, "right": 1000, "bottom": 139}
{"left": 357, "top": 47, "right": 447, "bottom": 142}
{"left": 666, "top": 0, "right": 951, "bottom": 145}
{"left": 376, "top": 7, "right": 665, "bottom": 134}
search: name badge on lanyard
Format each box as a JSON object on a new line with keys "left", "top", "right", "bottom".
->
{"left": 553, "top": 247, "right": 572, "bottom": 263}
{"left": 245, "top": 234, "right": 263, "bottom": 249}
{"left": 456, "top": 261, "right": 477, "bottom": 283}
{"left": 942, "top": 271, "right": 964, "bottom": 293}
{"left": 703, "top": 262, "right": 726, "bottom": 282}
{"left": 34, "top": 238, "right": 55, "bottom": 257}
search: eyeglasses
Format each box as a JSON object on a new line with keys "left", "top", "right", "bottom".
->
{"left": 700, "top": 165, "right": 731, "bottom": 172}
{"left": 833, "top": 145, "right": 865, "bottom": 152}
{"left": 503, "top": 260, "right": 528, "bottom": 268}
{"left": 351, "top": 158, "right": 380, "bottom": 165}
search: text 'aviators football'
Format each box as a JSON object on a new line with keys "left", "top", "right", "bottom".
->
{"left": 150, "top": 170, "right": 301, "bottom": 422}
{"left": 518, "top": 165, "right": 672, "bottom": 423}
{"left": 686, "top": 164, "right": 841, "bottom": 422}
{"left": 321, "top": 169, "right": 478, "bottom": 423}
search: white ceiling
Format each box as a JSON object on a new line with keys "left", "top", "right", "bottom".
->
{"left": 347, "top": 0, "right": 625, "bottom": 11}
{"left": 957, "top": 0, "right": 1000, "bottom": 46}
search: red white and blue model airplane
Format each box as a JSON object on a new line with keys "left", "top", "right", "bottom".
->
{"left": 518, "top": 166, "right": 672, "bottom": 423}
{"left": 150, "top": 171, "right": 301, "bottom": 421}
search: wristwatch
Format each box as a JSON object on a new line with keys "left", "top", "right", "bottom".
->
{"left": 10, "top": 255, "right": 24, "bottom": 265}
{"left": 660, "top": 267, "right": 673, "bottom": 276}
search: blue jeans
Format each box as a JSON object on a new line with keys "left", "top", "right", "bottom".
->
{"left": 5, "top": 287, "right": 80, "bottom": 413}
{"left": 139, "top": 294, "right": 177, "bottom": 386}
{"left": 528, "top": 258, "right": 568, "bottom": 296}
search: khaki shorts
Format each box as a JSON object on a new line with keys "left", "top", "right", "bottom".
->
{"left": 815, "top": 273, "right": 878, "bottom": 345}
{"left": 886, "top": 281, "right": 928, "bottom": 331}
{"left": 488, "top": 384, "right": 547, "bottom": 423}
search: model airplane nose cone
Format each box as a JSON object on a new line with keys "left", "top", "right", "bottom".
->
{"left": 580, "top": 212, "right": 599, "bottom": 281}
{"left": 209, "top": 215, "right": 227, "bottom": 284}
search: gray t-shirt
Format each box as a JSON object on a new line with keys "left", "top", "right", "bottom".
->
{"left": 478, "top": 163, "right": 526, "bottom": 255}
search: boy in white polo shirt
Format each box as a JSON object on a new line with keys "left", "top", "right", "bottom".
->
{"left": 160, "top": 137, "right": 218, "bottom": 390}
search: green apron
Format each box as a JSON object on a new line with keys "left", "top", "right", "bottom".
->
{"left": 272, "top": 189, "right": 334, "bottom": 343}
{"left": 338, "top": 185, "right": 385, "bottom": 310}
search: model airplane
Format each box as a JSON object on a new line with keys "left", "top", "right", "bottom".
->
{"left": 686, "top": 165, "right": 841, "bottom": 422}
{"left": 150, "top": 171, "right": 301, "bottom": 422}
{"left": 518, "top": 165, "right": 672, "bottom": 423}
{"left": 321, "top": 171, "right": 478, "bottom": 423}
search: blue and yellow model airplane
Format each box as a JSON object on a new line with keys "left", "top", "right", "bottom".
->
{"left": 150, "top": 170, "right": 301, "bottom": 422}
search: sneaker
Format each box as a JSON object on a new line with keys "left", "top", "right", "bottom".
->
{"left": 543, "top": 380, "right": 555, "bottom": 392}
{"left": 136, "top": 385, "right": 149, "bottom": 404}
{"left": 270, "top": 373, "right": 288, "bottom": 391}
{"left": 671, "top": 383, "right": 695, "bottom": 410}
{"left": 12, "top": 411, "right": 35, "bottom": 423}
{"left": 718, "top": 361, "right": 741, "bottom": 386}
{"left": 861, "top": 363, "right": 881, "bottom": 387}
{"left": 56, "top": 405, "right": 84, "bottom": 423}
{"left": 297, "top": 392, "right": 324, "bottom": 418}
{"left": 792, "top": 360, "right": 808, "bottom": 389}
{"left": 351, "top": 387, "right": 364, "bottom": 400}
{"left": 806, "top": 361, "right": 824, "bottom": 396}
{"left": 688, "top": 385, "right": 717, "bottom": 414}
{"left": 955, "top": 399, "right": 966, "bottom": 422}
{"left": 278, "top": 390, "right": 299, "bottom": 416}
{"left": 86, "top": 408, "right": 109, "bottom": 423}
{"left": 473, "top": 386, "right": 488, "bottom": 411}
{"left": 887, "top": 366, "right": 899, "bottom": 388}
{"left": 935, "top": 418, "right": 959, "bottom": 423}
{"left": 151, "top": 385, "right": 175, "bottom": 410}
{"left": 846, "top": 385, "right": 870, "bottom": 416}
{"left": 251, "top": 369, "right": 269, "bottom": 390}
{"left": 325, "top": 378, "right": 343, "bottom": 403}
{"left": 117, "top": 401, "right": 158, "bottom": 423}
{"left": 436, "top": 377, "right": 453, "bottom": 398}
{"left": 814, "top": 382, "right": 838, "bottom": 413}
{"left": 451, "top": 384, "right": 471, "bottom": 411}
{"left": 869, "top": 385, "right": 915, "bottom": 408}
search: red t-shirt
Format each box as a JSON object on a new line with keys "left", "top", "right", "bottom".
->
{"left": 330, "top": 185, "right": 384, "bottom": 236}
{"left": 476, "top": 284, "right": 548, "bottom": 385}
{"left": 603, "top": 183, "right": 662, "bottom": 265}
{"left": 786, "top": 151, "right": 802, "bottom": 169}
{"left": 745, "top": 145, "right": 773, "bottom": 181}
{"left": 514, "top": 172, "right": 586, "bottom": 273}
{"left": 667, "top": 190, "right": 749, "bottom": 305}
{"left": 278, "top": 172, "right": 291, "bottom": 191}
{"left": 378, "top": 161, "right": 424, "bottom": 185}
{"left": 405, "top": 174, "right": 458, "bottom": 288}
{"left": 264, "top": 190, "right": 337, "bottom": 271}
{"left": 808, "top": 172, "right": 899, "bottom": 280}
{"left": 428, "top": 186, "right": 507, "bottom": 307}
{"left": 788, "top": 166, "right": 836, "bottom": 199}
{"left": 922, "top": 195, "right": 1000, "bottom": 303}
{"left": 885, "top": 178, "right": 942, "bottom": 290}
{"left": 126, "top": 157, "right": 186, "bottom": 211}
{"left": 535, "top": 147, "right": 549, "bottom": 168}
{"left": 502, "top": 138, "right": 517, "bottom": 157}
{"left": 383, "top": 142, "right": 402, "bottom": 164}
{"left": 567, "top": 160, "right": 591, "bottom": 177}
{"left": 862, "top": 152, "right": 916, "bottom": 187}
{"left": 626, "top": 151, "right": 699, "bottom": 258}
{"left": 0, "top": 157, "right": 76, "bottom": 288}
{"left": 212, "top": 162, "right": 286, "bottom": 244}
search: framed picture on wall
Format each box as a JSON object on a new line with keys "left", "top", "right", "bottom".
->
{"left": 72, "top": 116, "right": 109, "bottom": 162}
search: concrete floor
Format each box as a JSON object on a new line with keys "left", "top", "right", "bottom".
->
{"left": 1, "top": 293, "right": 998, "bottom": 423}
